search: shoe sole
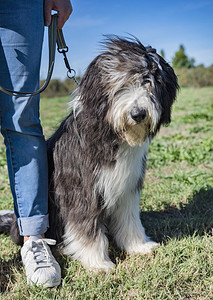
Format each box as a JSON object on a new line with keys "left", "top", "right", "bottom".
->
{"left": 27, "top": 278, "right": 61, "bottom": 288}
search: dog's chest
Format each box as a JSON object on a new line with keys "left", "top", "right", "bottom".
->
{"left": 96, "top": 139, "right": 150, "bottom": 208}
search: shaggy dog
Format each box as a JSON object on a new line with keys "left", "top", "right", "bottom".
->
{"left": 2, "top": 36, "right": 178, "bottom": 272}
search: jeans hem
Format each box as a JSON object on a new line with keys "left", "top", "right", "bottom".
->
{"left": 17, "top": 214, "right": 49, "bottom": 236}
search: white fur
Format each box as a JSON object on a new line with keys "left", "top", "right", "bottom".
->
{"left": 108, "top": 191, "right": 158, "bottom": 254}
{"left": 68, "top": 92, "right": 82, "bottom": 118}
{"left": 63, "top": 223, "right": 115, "bottom": 272}
{"left": 101, "top": 55, "right": 131, "bottom": 99}
{"left": 96, "top": 139, "right": 150, "bottom": 210}
{"left": 0, "top": 210, "right": 13, "bottom": 215}
{"left": 96, "top": 139, "right": 158, "bottom": 255}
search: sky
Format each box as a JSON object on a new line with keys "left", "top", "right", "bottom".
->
{"left": 40, "top": 0, "right": 213, "bottom": 80}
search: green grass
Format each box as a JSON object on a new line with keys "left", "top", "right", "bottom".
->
{"left": 0, "top": 87, "right": 213, "bottom": 299}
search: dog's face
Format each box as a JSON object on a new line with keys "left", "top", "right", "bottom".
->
{"left": 78, "top": 36, "right": 179, "bottom": 146}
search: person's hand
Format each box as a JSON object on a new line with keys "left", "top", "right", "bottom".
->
{"left": 44, "top": 0, "right": 73, "bottom": 29}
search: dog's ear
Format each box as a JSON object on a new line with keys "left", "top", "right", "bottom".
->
{"left": 78, "top": 55, "right": 109, "bottom": 118}
{"left": 156, "top": 57, "right": 179, "bottom": 126}
{"left": 75, "top": 55, "right": 119, "bottom": 164}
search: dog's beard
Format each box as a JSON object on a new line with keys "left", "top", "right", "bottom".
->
{"left": 107, "top": 86, "right": 162, "bottom": 146}
{"left": 122, "top": 122, "right": 149, "bottom": 146}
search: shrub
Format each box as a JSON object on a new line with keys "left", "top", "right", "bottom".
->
{"left": 175, "top": 65, "right": 213, "bottom": 87}
{"left": 40, "top": 77, "right": 81, "bottom": 98}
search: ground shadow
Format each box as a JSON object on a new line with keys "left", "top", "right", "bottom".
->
{"left": 140, "top": 186, "right": 213, "bottom": 243}
{"left": 0, "top": 249, "right": 22, "bottom": 293}
{"left": 108, "top": 186, "right": 213, "bottom": 264}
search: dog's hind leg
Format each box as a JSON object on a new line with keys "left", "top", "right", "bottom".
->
{"left": 62, "top": 222, "right": 115, "bottom": 273}
{"left": 108, "top": 192, "right": 158, "bottom": 255}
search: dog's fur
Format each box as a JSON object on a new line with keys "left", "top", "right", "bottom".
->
{"left": 4, "top": 36, "right": 178, "bottom": 272}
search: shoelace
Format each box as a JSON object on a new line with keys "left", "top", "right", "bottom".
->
{"left": 29, "top": 238, "right": 57, "bottom": 270}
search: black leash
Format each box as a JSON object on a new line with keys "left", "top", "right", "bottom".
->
{"left": 0, "top": 14, "right": 78, "bottom": 97}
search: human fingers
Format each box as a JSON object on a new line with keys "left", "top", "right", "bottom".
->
{"left": 57, "top": 6, "right": 72, "bottom": 29}
{"left": 44, "top": 0, "right": 73, "bottom": 28}
{"left": 44, "top": 0, "right": 52, "bottom": 27}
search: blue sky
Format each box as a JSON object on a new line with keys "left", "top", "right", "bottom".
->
{"left": 41, "top": 0, "right": 213, "bottom": 80}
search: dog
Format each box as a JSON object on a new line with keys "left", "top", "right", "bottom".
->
{"left": 1, "top": 36, "right": 178, "bottom": 272}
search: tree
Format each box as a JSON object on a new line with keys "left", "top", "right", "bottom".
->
{"left": 160, "top": 49, "right": 165, "bottom": 59}
{"left": 172, "top": 45, "right": 195, "bottom": 69}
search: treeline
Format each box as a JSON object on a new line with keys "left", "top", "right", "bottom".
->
{"left": 41, "top": 77, "right": 81, "bottom": 98}
{"left": 41, "top": 66, "right": 213, "bottom": 98}
{"left": 41, "top": 44, "right": 213, "bottom": 98}
{"left": 174, "top": 65, "right": 213, "bottom": 87}
{"left": 170, "top": 44, "right": 213, "bottom": 87}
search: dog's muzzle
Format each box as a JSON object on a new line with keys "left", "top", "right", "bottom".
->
{"left": 130, "top": 108, "right": 146, "bottom": 123}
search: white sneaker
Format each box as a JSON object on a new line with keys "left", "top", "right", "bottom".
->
{"left": 21, "top": 235, "right": 61, "bottom": 287}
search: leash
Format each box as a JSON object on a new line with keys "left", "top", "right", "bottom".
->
{"left": 0, "top": 14, "right": 78, "bottom": 97}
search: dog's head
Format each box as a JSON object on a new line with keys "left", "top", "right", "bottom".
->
{"left": 77, "top": 36, "right": 179, "bottom": 146}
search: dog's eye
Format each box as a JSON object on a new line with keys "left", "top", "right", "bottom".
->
{"left": 142, "top": 80, "right": 150, "bottom": 85}
{"left": 141, "top": 77, "right": 150, "bottom": 86}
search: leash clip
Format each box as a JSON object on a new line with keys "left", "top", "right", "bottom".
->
{"left": 57, "top": 46, "right": 68, "bottom": 53}
{"left": 56, "top": 27, "right": 78, "bottom": 85}
{"left": 67, "top": 68, "right": 79, "bottom": 85}
{"left": 62, "top": 51, "right": 78, "bottom": 85}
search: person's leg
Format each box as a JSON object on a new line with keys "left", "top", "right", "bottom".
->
{"left": 0, "top": 0, "right": 48, "bottom": 237}
{"left": 0, "top": 0, "right": 61, "bottom": 287}
{"left": 1, "top": 130, "right": 49, "bottom": 236}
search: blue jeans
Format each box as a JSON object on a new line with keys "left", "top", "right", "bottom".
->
{"left": 0, "top": 0, "right": 49, "bottom": 236}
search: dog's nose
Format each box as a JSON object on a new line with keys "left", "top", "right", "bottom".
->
{"left": 130, "top": 108, "right": 147, "bottom": 123}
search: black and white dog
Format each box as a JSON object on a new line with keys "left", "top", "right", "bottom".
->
{"left": 1, "top": 36, "right": 178, "bottom": 272}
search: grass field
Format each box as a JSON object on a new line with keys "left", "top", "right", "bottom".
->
{"left": 0, "top": 87, "right": 212, "bottom": 299}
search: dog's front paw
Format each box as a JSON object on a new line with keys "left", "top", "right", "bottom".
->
{"left": 85, "top": 260, "right": 115, "bottom": 273}
{"left": 127, "top": 240, "right": 159, "bottom": 255}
